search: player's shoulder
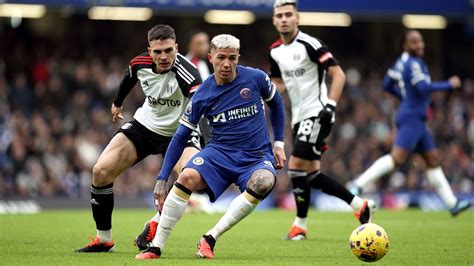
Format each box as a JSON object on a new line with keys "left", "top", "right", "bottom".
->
{"left": 269, "top": 38, "right": 283, "bottom": 50}
{"left": 130, "top": 52, "right": 153, "bottom": 69}
{"left": 192, "top": 76, "right": 214, "bottom": 97}
{"left": 238, "top": 65, "right": 267, "bottom": 79}
{"left": 174, "top": 53, "right": 199, "bottom": 73}
{"left": 295, "top": 31, "right": 324, "bottom": 50}
{"left": 402, "top": 53, "right": 424, "bottom": 72}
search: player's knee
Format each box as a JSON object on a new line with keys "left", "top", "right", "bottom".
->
{"left": 176, "top": 170, "right": 201, "bottom": 191}
{"left": 246, "top": 170, "right": 276, "bottom": 199}
{"left": 92, "top": 163, "right": 112, "bottom": 186}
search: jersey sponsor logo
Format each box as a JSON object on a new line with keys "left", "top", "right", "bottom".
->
{"left": 212, "top": 104, "right": 259, "bottom": 123}
{"left": 147, "top": 96, "right": 181, "bottom": 107}
{"left": 121, "top": 122, "right": 133, "bottom": 129}
{"left": 240, "top": 88, "right": 252, "bottom": 99}
{"left": 283, "top": 68, "right": 306, "bottom": 78}
{"left": 192, "top": 157, "right": 204, "bottom": 165}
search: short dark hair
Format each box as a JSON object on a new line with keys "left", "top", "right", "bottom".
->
{"left": 147, "top": 24, "right": 176, "bottom": 43}
{"left": 400, "top": 29, "right": 418, "bottom": 49}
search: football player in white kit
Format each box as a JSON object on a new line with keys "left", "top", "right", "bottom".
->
{"left": 76, "top": 24, "right": 202, "bottom": 252}
{"left": 269, "top": 0, "right": 375, "bottom": 240}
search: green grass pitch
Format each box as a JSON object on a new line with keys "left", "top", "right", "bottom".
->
{"left": 1, "top": 209, "right": 472, "bottom": 265}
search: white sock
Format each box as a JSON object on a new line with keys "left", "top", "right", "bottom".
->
{"left": 426, "top": 167, "right": 457, "bottom": 208}
{"left": 206, "top": 193, "right": 257, "bottom": 240}
{"left": 349, "top": 196, "right": 365, "bottom": 211}
{"left": 354, "top": 154, "right": 395, "bottom": 187}
{"left": 97, "top": 230, "right": 112, "bottom": 242}
{"left": 151, "top": 189, "right": 189, "bottom": 249}
{"left": 150, "top": 211, "right": 161, "bottom": 223}
{"left": 293, "top": 217, "right": 307, "bottom": 230}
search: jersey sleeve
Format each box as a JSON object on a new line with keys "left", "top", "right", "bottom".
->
{"left": 257, "top": 70, "right": 277, "bottom": 102}
{"left": 113, "top": 54, "right": 151, "bottom": 106}
{"left": 298, "top": 39, "right": 339, "bottom": 70}
{"left": 179, "top": 94, "right": 206, "bottom": 130}
{"left": 173, "top": 54, "right": 202, "bottom": 97}
{"left": 268, "top": 53, "right": 282, "bottom": 78}
{"left": 408, "top": 59, "right": 429, "bottom": 86}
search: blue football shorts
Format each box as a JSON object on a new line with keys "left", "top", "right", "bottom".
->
{"left": 183, "top": 145, "right": 276, "bottom": 202}
{"left": 394, "top": 120, "right": 436, "bottom": 153}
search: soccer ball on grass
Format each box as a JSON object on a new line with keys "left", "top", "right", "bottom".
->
{"left": 349, "top": 223, "right": 389, "bottom": 262}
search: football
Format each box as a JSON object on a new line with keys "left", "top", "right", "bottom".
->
{"left": 349, "top": 223, "right": 389, "bottom": 262}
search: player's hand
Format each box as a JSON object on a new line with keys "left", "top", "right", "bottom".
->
{"left": 111, "top": 103, "right": 124, "bottom": 122}
{"left": 273, "top": 146, "right": 286, "bottom": 169}
{"left": 318, "top": 103, "right": 336, "bottom": 125}
{"left": 153, "top": 179, "right": 168, "bottom": 212}
{"left": 448, "top": 76, "right": 461, "bottom": 89}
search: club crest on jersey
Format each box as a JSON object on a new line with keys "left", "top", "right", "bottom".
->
{"left": 293, "top": 53, "right": 301, "bottom": 61}
{"left": 240, "top": 88, "right": 251, "bottom": 99}
{"left": 192, "top": 157, "right": 204, "bottom": 165}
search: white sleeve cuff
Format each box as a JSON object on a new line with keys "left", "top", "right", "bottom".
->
{"left": 274, "top": 141, "right": 285, "bottom": 148}
{"left": 326, "top": 98, "right": 337, "bottom": 107}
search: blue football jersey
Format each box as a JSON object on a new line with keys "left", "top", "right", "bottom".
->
{"left": 179, "top": 65, "right": 277, "bottom": 153}
{"left": 385, "top": 52, "right": 452, "bottom": 123}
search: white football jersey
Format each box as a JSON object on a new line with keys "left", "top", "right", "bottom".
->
{"left": 269, "top": 31, "right": 339, "bottom": 127}
{"left": 115, "top": 53, "right": 201, "bottom": 136}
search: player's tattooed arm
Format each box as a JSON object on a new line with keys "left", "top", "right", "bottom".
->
{"left": 247, "top": 169, "right": 276, "bottom": 197}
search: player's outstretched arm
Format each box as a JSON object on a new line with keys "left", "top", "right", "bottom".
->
{"left": 327, "top": 65, "right": 346, "bottom": 102}
{"left": 265, "top": 89, "right": 286, "bottom": 169}
{"left": 415, "top": 78, "right": 459, "bottom": 93}
{"left": 111, "top": 66, "right": 138, "bottom": 121}
{"left": 111, "top": 103, "right": 124, "bottom": 122}
{"left": 154, "top": 125, "right": 192, "bottom": 210}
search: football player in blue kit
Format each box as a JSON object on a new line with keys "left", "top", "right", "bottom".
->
{"left": 348, "top": 30, "right": 470, "bottom": 216}
{"left": 135, "top": 34, "right": 286, "bottom": 260}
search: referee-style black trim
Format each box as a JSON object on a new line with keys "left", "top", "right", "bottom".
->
{"left": 174, "top": 182, "right": 192, "bottom": 195}
{"left": 172, "top": 54, "right": 202, "bottom": 97}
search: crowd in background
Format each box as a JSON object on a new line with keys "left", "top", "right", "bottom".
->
{"left": 1, "top": 22, "right": 473, "bottom": 208}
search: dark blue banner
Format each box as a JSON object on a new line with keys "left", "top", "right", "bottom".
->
{"left": 4, "top": 0, "right": 469, "bottom": 16}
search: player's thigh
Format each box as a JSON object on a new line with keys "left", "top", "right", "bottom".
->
{"left": 288, "top": 155, "right": 320, "bottom": 171}
{"left": 94, "top": 133, "right": 137, "bottom": 181}
{"left": 415, "top": 129, "right": 438, "bottom": 167}
{"left": 184, "top": 147, "right": 234, "bottom": 202}
{"left": 419, "top": 134, "right": 438, "bottom": 167}
{"left": 394, "top": 122, "right": 423, "bottom": 152}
